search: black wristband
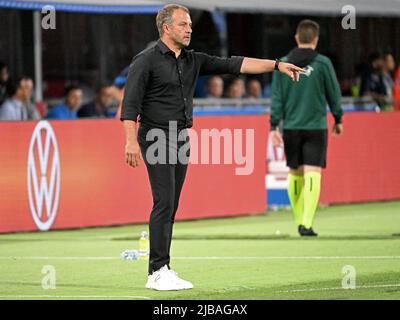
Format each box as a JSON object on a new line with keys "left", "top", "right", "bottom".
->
{"left": 274, "top": 59, "right": 280, "bottom": 71}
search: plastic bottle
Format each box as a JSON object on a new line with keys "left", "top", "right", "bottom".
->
{"left": 138, "top": 231, "right": 149, "bottom": 260}
{"left": 120, "top": 249, "right": 139, "bottom": 260}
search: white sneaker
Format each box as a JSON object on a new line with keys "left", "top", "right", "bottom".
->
{"left": 168, "top": 268, "right": 194, "bottom": 290}
{"left": 145, "top": 265, "right": 185, "bottom": 291}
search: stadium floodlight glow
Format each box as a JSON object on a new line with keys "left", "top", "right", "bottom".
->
{"left": 27, "top": 120, "right": 61, "bottom": 231}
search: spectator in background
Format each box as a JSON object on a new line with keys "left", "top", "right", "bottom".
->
{"left": 47, "top": 85, "right": 82, "bottom": 119}
{"left": 78, "top": 84, "right": 115, "bottom": 118}
{"left": 246, "top": 79, "right": 263, "bottom": 99}
{"left": 206, "top": 75, "right": 224, "bottom": 98}
{"left": 382, "top": 52, "right": 396, "bottom": 109}
{"left": 393, "top": 59, "right": 400, "bottom": 111}
{"left": 360, "top": 52, "right": 387, "bottom": 109}
{"left": 114, "top": 67, "right": 128, "bottom": 119}
{"left": 226, "top": 77, "right": 245, "bottom": 98}
{"left": 24, "top": 97, "right": 41, "bottom": 120}
{"left": 0, "top": 62, "right": 12, "bottom": 106}
{"left": 0, "top": 76, "right": 39, "bottom": 121}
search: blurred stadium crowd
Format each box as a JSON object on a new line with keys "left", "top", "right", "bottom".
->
{"left": 0, "top": 61, "right": 123, "bottom": 120}
{"left": 0, "top": 49, "right": 399, "bottom": 121}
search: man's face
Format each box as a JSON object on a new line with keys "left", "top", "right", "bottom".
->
{"left": 247, "top": 80, "right": 262, "bottom": 98}
{"left": 166, "top": 9, "right": 192, "bottom": 48}
{"left": 385, "top": 54, "right": 395, "bottom": 72}
{"left": 208, "top": 77, "right": 224, "bottom": 98}
{"left": 227, "top": 79, "right": 245, "bottom": 99}
{"left": 66, "top": 89, "right": 82, "bottom": 111}
{"left": 98, "top": 86, "right": 114, "bottom": 108}
{"left": 18, "top": 79, "right": 33, "bottom": 101}
{"left": 373, "top": 58, "right": 384, "bottom": 71}
{"left": 0, "top": 67, "right": 8, "bottom": 83}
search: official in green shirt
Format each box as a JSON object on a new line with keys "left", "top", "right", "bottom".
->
{"left": 270, "top": 19, "right": 344, "bottom": 236}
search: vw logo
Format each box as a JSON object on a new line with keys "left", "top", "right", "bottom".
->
{"left": 27, "top": 121, "right": 60, "bottom": 231}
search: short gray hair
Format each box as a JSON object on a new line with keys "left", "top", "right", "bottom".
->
{"left": 156, "top": 4, "right": 190, "bottom": 37}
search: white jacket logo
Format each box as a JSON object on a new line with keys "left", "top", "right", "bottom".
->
{"left": 27, "top": 121, "right": 60, "bottom": 231}
{"left": 300, "top": 66, "right": 314, "bottom": 77}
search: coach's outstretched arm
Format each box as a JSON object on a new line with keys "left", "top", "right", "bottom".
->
{"left": 240, "top": 58, "right": 304, "bottom": 81}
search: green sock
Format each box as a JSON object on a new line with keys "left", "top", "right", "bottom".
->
{"left": 302, "top": 172, "right": 321, "bottom": 229}
{"left": 287, "top": 174, "right": 304, "bottom": 226}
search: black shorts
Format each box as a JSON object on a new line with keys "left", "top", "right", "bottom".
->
{"left": 283, "top": 129, "right": 328, "bottom": 169}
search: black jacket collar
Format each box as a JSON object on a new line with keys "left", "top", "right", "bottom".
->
{"left": 157, "top": 39, "right": 188, "bottom": 57}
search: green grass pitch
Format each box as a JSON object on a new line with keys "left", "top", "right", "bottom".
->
{"left": 1, "top": 201, "right": 400, "bottom": 300}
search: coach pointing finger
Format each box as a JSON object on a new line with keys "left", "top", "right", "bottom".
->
{"left": 121, "top": 3, "right": 304, "bottom": 291}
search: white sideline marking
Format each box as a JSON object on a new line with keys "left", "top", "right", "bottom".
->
{"left": 1, "top": 256, "right": 400, "bottom": 260}
{"left": 277, "top": 283, "right": 400, "bottom": 293}
{"left": 0, "top": 295, "right": 151, "bottom": 299}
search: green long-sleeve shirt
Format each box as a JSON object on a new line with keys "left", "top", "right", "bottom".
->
{"left": 270, "top": 51, "right": 343, "bottom": 130}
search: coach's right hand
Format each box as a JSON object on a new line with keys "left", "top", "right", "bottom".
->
{"left": 270, "top": 130, "right": 283, "bottom": 147}
{"left": 125, "top": 142, "right": 142, "bottom": 168}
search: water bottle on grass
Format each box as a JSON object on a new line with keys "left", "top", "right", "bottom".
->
{"left": 120, "top": 249, "right": 139, "bottom": 260}
{"left": 139, "top": 231, "right": 149, "bottom": 260}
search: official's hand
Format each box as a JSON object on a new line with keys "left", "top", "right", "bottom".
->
{"left": 278, "top": 62, "right": 305, "bottom": 81}
{"left": 125, "top": 142, "right": 142, "bottom": 168}
{"left": 270, "top": 130, "right": 283, "bottom": 147}
{"left": 332, "top": 123, "right": 343, "bottom": 137}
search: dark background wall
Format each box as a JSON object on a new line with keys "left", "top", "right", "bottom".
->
{"left": 1, "top": 9, "right": 399, "bottom": 97}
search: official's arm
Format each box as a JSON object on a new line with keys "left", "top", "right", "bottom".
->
{"left": 270, "top": 71, "right": 284, "bottom": 146}
{"left": 324, "top": 60, "right": 344, "bottom": 135}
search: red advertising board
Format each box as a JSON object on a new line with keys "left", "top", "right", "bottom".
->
{"left": 321, "top": 113, "right": 400, "bottom": 203}
{"left": 265, "top": 112, "right": 400, "bottom": 206}
{"left": 1, "top": 112, "right": 399, "bottom": 234}
{"left": 0, "top": 116, "right": 267, "bottom": 233}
